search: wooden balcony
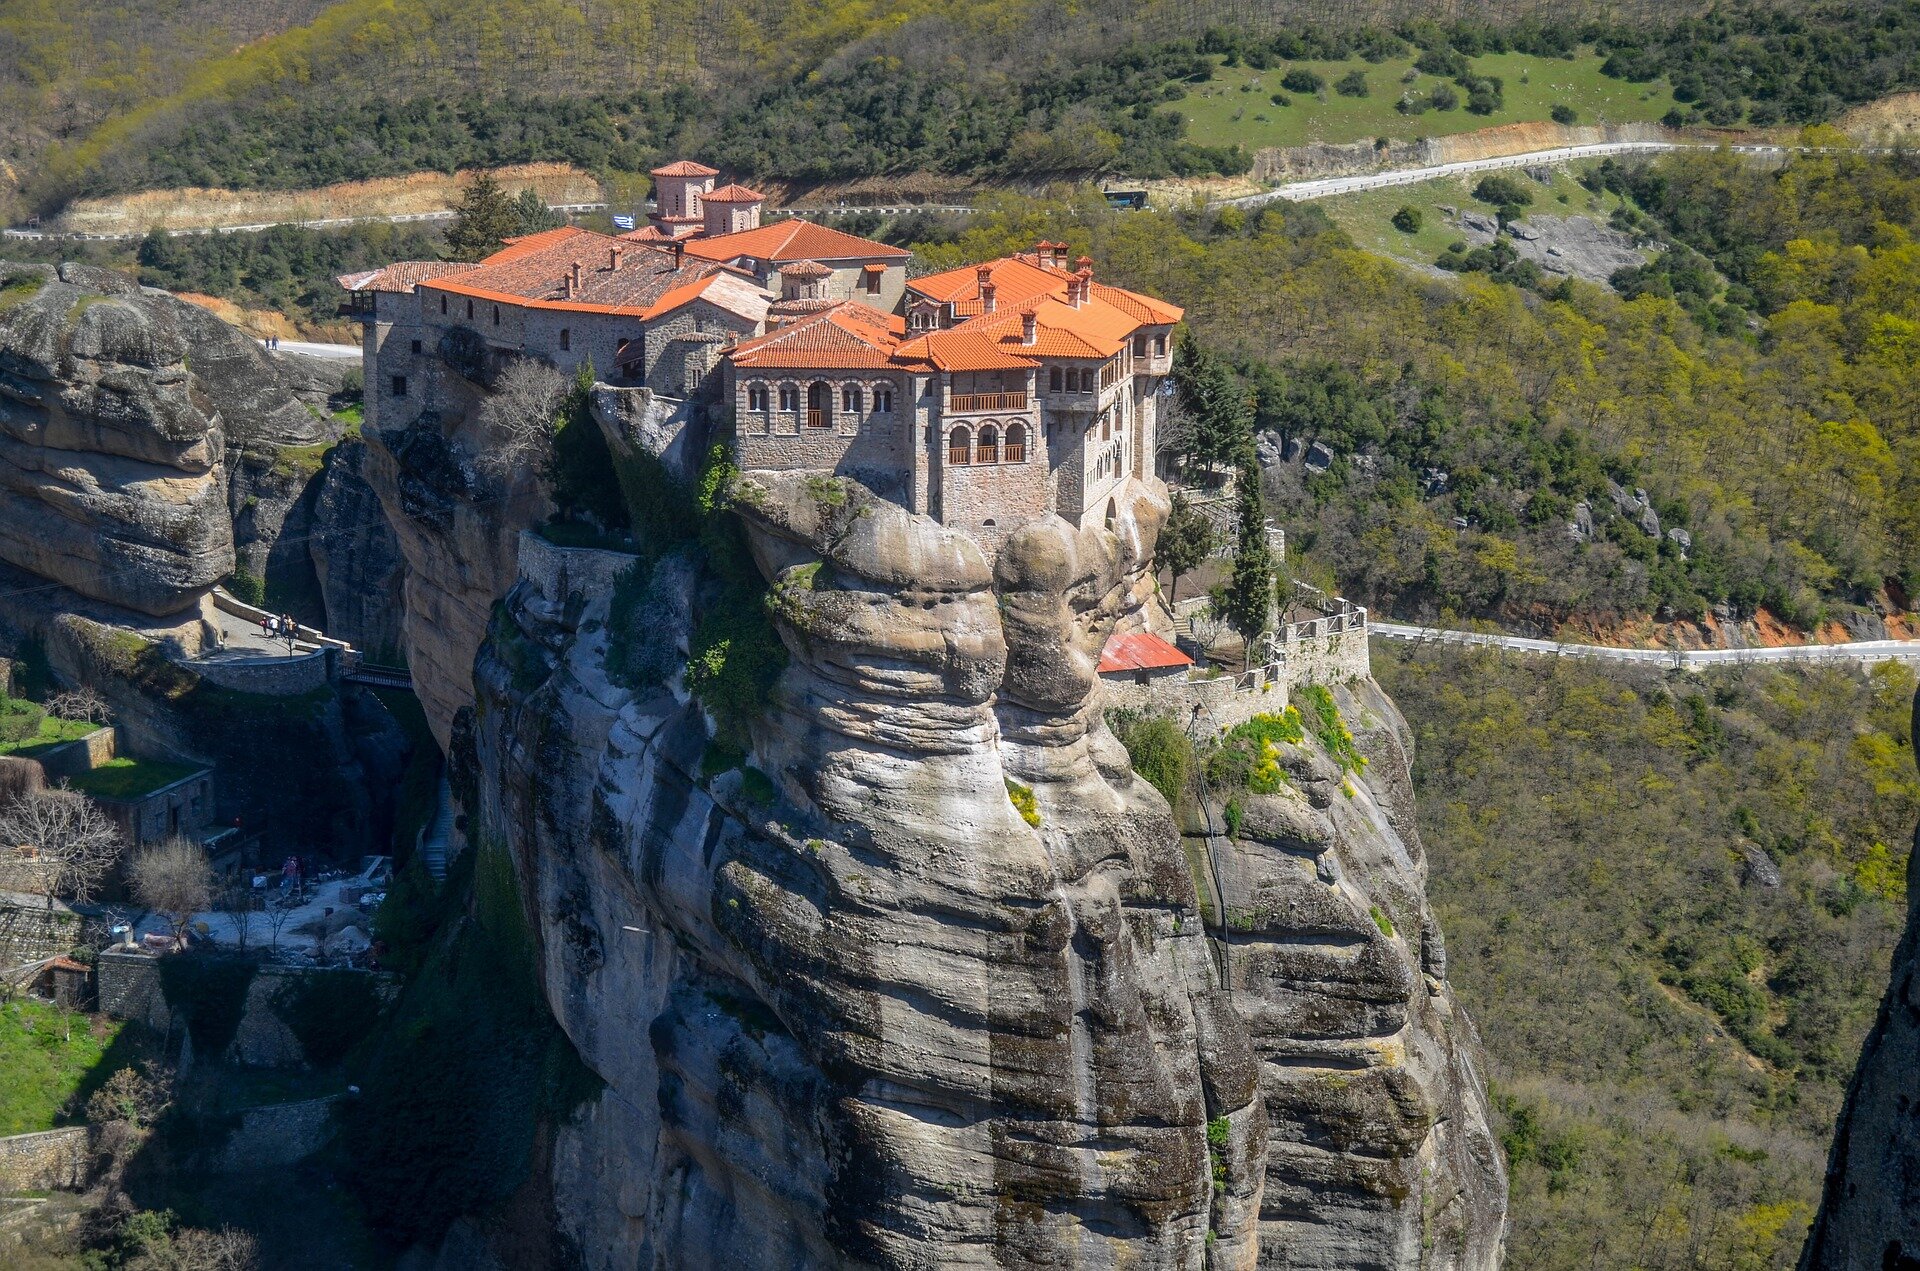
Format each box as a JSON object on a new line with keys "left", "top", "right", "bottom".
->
{"left": 1003, "top": 441, "right": 1026, "bottom": 463}
{"left": 805, "top": 409, "right": 830, "bottom": 429}
{"left": 949, "top": 391, "right": 1027, "bottom": 413}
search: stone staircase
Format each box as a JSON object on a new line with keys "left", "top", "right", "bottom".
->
{"left": 418, "top": 776, "right": 454, "bottom": 882}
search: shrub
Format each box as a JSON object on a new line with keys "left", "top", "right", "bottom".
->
{"left": 1472, "top": 174, "right": 1534, "bottom": 209}
{"left": 1295, "top": 684, "right": 1366, "bottom": 773}
{"left": 1109, "top": 710, "right": 1194, "bottom": 808}
{"left": 1391, "top": 205, "right": 1423, "bottom": 233}
{"left": 224, "top": 570, "right": 265, "bottom": 607}
{"left": 1006, "top": 779, "right": 1041, "bottom": 827}
{"left": 1428, "top": 83, "right": 1460, "bottom": 111}
{"left": 1335, "top": 70, "right": 1369, "bottom": 97}
{"left": 0, "top": 696, "right": 45, "bottom": 744}
{"left": 1280, "top": 67, "right": 1325, "bottom": 94}
{"left": 1269, "top": 92, "right": 1292, "bottom": 107}
{"left": 1551, "top": 103, "right": 1577, "bottom": 124}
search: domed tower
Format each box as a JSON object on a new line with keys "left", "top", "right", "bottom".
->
{"left": 648, "top": 160, "right": 718, "bottom": 238}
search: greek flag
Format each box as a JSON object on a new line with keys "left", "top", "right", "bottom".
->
{"left": 612, "top": 214, "right": 636, "bottom": 231}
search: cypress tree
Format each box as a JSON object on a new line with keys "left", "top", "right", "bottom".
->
{"left": 1214, "top": 461, "right": 1274, "bottom": 656}
{"left": 445, "top": 173, "right": 520, "bottom": 263}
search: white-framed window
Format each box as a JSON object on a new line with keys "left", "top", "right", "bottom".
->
{"left": 842, "top": 385, "right": 862, "bottom": 413}
{"left": 747, "top": 383, "right": 769, "bottom": 411}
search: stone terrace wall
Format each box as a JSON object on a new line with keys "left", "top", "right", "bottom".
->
{"left": 188, "top": 648, "right": 333, "bottom": 696}
{"left": 98, "top": 950, "right": 396, "bottom": 1068}
{"left": 0, "top": 1128, "right": 90, "bottom": 1192}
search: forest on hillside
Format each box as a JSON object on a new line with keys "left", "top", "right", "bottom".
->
{"left": 9, "top": 0, "right": 1920, "bottom": 215}
{"left": 902, "top": 145, "right": 1920, "bottom": 635}
{"left": 1376, "top": 645, "right": 1916, "bottom": 1270}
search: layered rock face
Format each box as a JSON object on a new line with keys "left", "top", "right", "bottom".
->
{"left": 1801, "top": 687, "right": 1920, "bottom": 1271}
{"left": 0, "top": 261, "right": 327, "bottom": 618}
{"left": 469, "top": 469, "right": 1504, "bottom": 1268}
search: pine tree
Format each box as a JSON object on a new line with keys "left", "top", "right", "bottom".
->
{"left": 1213, "top": 461, "right": 1274, "bottom": 656}
{"left": 1158, "top": 490, "right": 1215, "bottom": 604}
{"left": 513, "top": 187, "right": 565, "bottom": 235}
{"left": 1172, "top": 336, "right": 1253, "bottom": 475}
{"left": 444, "top": 173, "right": 520, "bottom": 263}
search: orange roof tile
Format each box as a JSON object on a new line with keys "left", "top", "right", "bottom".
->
{"left": 1090, "top": 281, "right": 1183, "bottom": 326}
{"left": 894, "top": 329, "right": 1038, "bottom": 373}
{"left": 1098, "top": 631, "right": 1193, "bottom": 674}
{"left": 618, "top": 225, "right": 676, "bottom": 242}
{"left": 420, "top": 228, "right": 750, "bottom": 316}
{"left": 336, "top": 261, "right": 470, "bottom": 293}
{"left": 642, "top": 271, "right": 772, "bottom": 324}
{"left": 731, "top": 303, "right": 921, "bottom": 371}
{"left": 682, "top": 219, "right": 910, "bottom": 265}
{"left": 703, "top": 183, "right": 766, "bottom": 203}
{"left": 909, "top": 255, "right": 1063, "bottom": 307}
{"left": 651, "top": 159, "right": 719, "bottom": 177}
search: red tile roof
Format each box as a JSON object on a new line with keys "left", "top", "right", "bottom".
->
{"left": 910, "top": 255, "right": 1065, "bottom": 308}
{"left": 894, "top": 328, "right": 1038, "bottom": 373}
{"left": 730, "top": 302, "right": 919, "bottom": 371}
{"left": 682, "top": 219, "right": 910, "bottom": 265}
{"left": 1097, "top": 631, "right": 1193, "bottom": 675}
{"left": 651, "top": 159, "right": 719, "bottom": 177}
{"left": 702, "top": 183, "right": 766, "bottom": 203}
{"left": 336, "top": 261, "right": 471, "bottom": 293}
{"left": 419, "top": 227, "right": 754, "bottom": 316}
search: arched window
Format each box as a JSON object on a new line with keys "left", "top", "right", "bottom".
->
{"left": 977, "top": 424, "right": 999, "bottom": 464}
{"left": 559, "top": 328, "right": 571, "bottom": 351}
{"left": 1049, "top": 366, "right": 1063, "bottom": 392}
{"left": 806, "top": 382, "right": 832, "bottom": 428}
{"left": 873, "top": 387, "right": 894, "bottom": 413}
{"left": 1101, "top": 415, "right": 1111, "bottom": 441}
{"left": 492, "top": 304, "right": 501, "bottom": 326}
{"left": 778, "top": 384, "right": 799, "bottom": 412}
{"left": 1104, "top": 498, "right": 1117, "bottom": 529}
{"left": 440, "top": 295, "right": 448, "bottom": 316}
{"left": 948, "top": 426, "right": 972, "bottom": 466}
{"left": 466, "top": 299, "right": 475, "bottom": 320}
{"left": 747, "top": 383, "right": 768, "bottom": 411}
{"left": 842, "top": 385, "right": 862, "bottom": 413}
{"left": 1005, "top": 422, "right": 1028, "bottom": 462}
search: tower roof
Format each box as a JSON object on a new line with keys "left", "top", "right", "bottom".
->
{"left": 703, "top": 183, "right": 766, "bottom": 203}
{"left": 650, "top": 159, "right": 720, "bottom": 177}
{"left": 682, "top": 220, "right": 910, "bottom": 265}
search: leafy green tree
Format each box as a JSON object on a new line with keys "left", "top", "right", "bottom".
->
{"left": 512, "top": 187, "right": 565, "bottom": 235}
{"left": 1335, "top": 70, "right": 1370, "bottom": 97}
{"left": 1280, "top": 67, "right": 1325, "bottom": 94}
{"left": 1159, "top": 490, "right": 1216, "bottom": 603}
{"left": 444, "top": 173, "right": 519, "bottom": 263}
{"left": 1392, "top": 205, "right": 1423, "bottom": 233}
{"left": 1551, "top": 103, "right": 1578, "bottom": 124}
{"left": 1213, "top": 462, "right": 1274, "bottom": 654}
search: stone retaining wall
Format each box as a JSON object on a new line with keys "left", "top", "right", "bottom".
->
{"left": 187, "top": 647, "right": 333, "bottom": 696}
{"left": 98, "top": 950, "right": 396, "bottom": 1068}
{"left": 514, "top": 532, "right": 642, "bottom": 620}
{"left": 209, "top": 1096, "right": 340, "bottom": 1174}
{"left": 33, "top": 728, "right": 115, "bottom": 782}
{"left": 0, "top": 1128, "right": 89, "bottom": 1192}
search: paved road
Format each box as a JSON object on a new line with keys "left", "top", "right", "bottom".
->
{"left": 2, "top": 203, "right": 607, "bottom": 243}
{"left": 1371, "top": 620, "right": 1920, "bottom": 668}
{"left": 263, "top": 339, "right": 360, "bottom": 361}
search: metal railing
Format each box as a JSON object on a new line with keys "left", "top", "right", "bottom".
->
{"left": 950, "top": 391, "right": 1027, "bottom": 412}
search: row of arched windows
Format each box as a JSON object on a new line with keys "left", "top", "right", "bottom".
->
{"left": 948, "top": 422, "right": 1029, "bottom": 466}
{"left": 744, "top": 380, "right": 895, "bottom": 418}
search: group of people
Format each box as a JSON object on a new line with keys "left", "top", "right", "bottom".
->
{"left": 262, "top": 335, "right": 283, "bottom": 351}
{"left": 260, "top": 613, "right": 301, "bottom": 642}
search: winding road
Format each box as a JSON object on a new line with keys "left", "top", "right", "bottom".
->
{"left": 1370, "top": 620, "right": 1920, "bottom": 668}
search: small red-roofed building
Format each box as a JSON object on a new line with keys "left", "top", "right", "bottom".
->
{"left": 1097, "top": 631, "right": 1194, "bottom": 685}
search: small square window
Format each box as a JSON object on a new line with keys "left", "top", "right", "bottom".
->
{"left": 391, "top": 375, "right": 408, "bottom": 397}
{"left": 410, "top": 339, "right": 422, "bottom": 355}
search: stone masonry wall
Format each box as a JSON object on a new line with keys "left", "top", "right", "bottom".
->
{"left": 0, "top": 1128, "right": 90, "bottom": 1192}
{"left": 98, "top": 951, "right": 397, "bottom": 1068}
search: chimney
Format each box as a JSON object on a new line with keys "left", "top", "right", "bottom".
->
{"left": 1070, "top": 267, "right": 1091, "bottom": 308}
{"left": 609, "top": 246, "right": 624, "bottom": 271}
{"left": 981, "top": 280, "right": 996, "bottom": 313}
{"left": 669, "top": 239, "right": 684, "bottom": 269}
{"left": 1052, "top": 243, "right": 1069, "bottom": 270}
{"left": 1075, "top": 254, "right": 1094, "bottom": 279}
{"left": 570, "top": 260, "right": 583, "bottom": 293}
{"left": 1022, "top": 311, "right": 1037, "bottom": 346}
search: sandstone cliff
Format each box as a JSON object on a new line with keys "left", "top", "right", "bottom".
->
{"left": 0, "top": 261, "right": 332, "bottom": 619}
{"left": 1801, "top": 686, "right": 1920, "bottom": 1271}
{"left": 463, "top": 468, "right": 1505, "bottom": 1268}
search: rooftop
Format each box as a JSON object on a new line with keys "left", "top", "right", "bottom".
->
{"left": 681, "top": 219, "right": 911, "bottom": 265}
{"left": 336, "top": 261, "right": 472, "bottom": 294}
{"left": 703, "top": 183, "right": 767, "bottom": 203}
{"left": 730, "top": 302, "right": 914, "bottom": 370}
{"left": 418, "top": 227, "right": 753, "bottom": 316}
{"left": 651, "top": 159, "right": 720, "bottom": 177}
{"left": 1097, "top": 631, "right": 1194, "bottom": 675}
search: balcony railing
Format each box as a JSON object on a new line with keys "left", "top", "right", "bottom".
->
{"left": 806, "top": 409, "right": 830, "bottom": 429}
{"left": 976, "top": 441, "right": 998, "bottom": 464}
{"left": 948, "top": 445, "right": 971, "bottom": 465}
{"left": 1003, "top": 441, "right": 1026, "bottom": 463}
{"left": 950, "top": 391, "right": 1027, "bottom": 413}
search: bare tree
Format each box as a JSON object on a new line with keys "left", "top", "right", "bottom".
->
{"left": 216, "top": 876, "right": 256, "bottom": 951}
{"left": 46, "top": 687, "right": 112, "bottom": 725}
{"left": 130, "top": 838, "right": 211, "bottom": 943}
{"left": 262, "top": 893, "right": 296, "bottom": 950}
{"left": 477, "top": 357, "right": 570, "bottom": 481}
{"left": 0, "top": 787, "right": 127, "bottom": 912}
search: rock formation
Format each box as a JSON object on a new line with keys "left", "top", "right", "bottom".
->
{"left": 1801, "top": 685, "right": 1920, "bottom": 1271}
{"left": 464, "top": 465, "right": 1506, "bottom": 1267}
{"left": 0, "top": 261, "right": 330, "bottom": 618}
{"left": 309, "top": 439, "right": 408, "bottom": 659}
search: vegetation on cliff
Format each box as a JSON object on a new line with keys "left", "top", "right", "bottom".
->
{"left": 1377, "top": 643, "right": 1917, "bottom": 1269}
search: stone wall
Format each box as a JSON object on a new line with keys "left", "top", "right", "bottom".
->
{"left": 208, "top": 1096, "right": 340, "bottom": 1174}
{"left": 0, "top": 1128, "right": 90, "bottom": 1192}
{"left": 33, "top": 727, "right": 115, "bottom": 782}
{"left": 98, "top": 951, "right": 396, "bottom": 1068}
{"left": 514, "top": 533, "right": 641, "bottom": 615}
{"left": 187, "top": 648, "right": 333, "bottom": 696}
{"left": 0, "top": 900, "right": 83, "bottom": 968}
{"left": 95, "top": 768, "right": 214, "bottom": 846}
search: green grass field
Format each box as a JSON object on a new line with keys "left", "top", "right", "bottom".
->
{"left": 0, "top": 713, "right": 101, "bottom": 760}
{"left": 0, "top": 1000, "right": 127, "bottom": 1138}
{"left": 65, "top": 756, "right": 205, "bottom": 801}
{"left": 1316, "top": 161, "right": 1642, "bottom": 264}
{"left": 1178, "top": 51, "right": 1678, "bottom": 152}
